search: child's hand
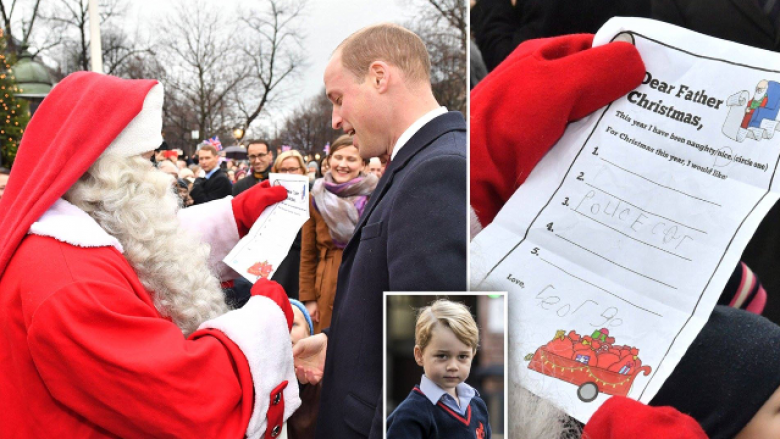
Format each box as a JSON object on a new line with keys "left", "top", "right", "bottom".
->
{"left": 293, "top": 333, "right": 327, "bottom": 385}
{"left": 304, "top": 300, "right": 320, "bottom": 323}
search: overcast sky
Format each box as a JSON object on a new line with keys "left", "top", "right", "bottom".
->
{"left": 125, "top": 0, "right": 412, "bottom": 135}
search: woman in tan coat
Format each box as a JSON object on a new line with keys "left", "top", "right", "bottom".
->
{"left": 299, "top": 135, "right": 378, "bottom": 333}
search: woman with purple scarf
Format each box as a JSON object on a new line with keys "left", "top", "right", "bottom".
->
{"left": 299, "top": 134, "right": 378, "bottom": 334}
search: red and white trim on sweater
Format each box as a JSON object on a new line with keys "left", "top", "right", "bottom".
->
{"left": 730, "top": 261, "right": 767, "bottom": 314}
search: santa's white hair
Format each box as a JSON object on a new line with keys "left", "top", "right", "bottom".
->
{"left": 64, "top": 154, "right": 229, "bottom": 335}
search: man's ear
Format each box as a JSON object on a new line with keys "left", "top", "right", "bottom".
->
{"left": 414, "top": 345, "right": 424, "bottom": 366}
{"left": 368, "top": 61, "right": 390, "bottom": 93}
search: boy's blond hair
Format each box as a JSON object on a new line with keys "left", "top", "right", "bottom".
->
{"left": 336, "top": 23, "right": 431, "bottom": 85}
{"left": 415, "top": 299, "right": 479, "bottom": 352}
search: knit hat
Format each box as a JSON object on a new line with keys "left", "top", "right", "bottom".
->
{"left": 0, "top": 72, "right": 160, "bottom": 274}
{"left": 307, "top": 161, "right": 319, "bottom": 172}
{"left": 289, "top": 299, "right": 314, "bottom": 336}
{"left": 650, "top": 306, "right": 780, "bottom": 439}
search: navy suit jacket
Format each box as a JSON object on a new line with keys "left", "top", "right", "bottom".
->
{"left": 189, "top": 168, "right": 232, "bottom": 205}
{"left": 314, "top": 112, "right": 468, "bottom": 439}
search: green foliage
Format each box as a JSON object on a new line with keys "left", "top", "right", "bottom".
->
{"left": 0, "top": 32, "right": 30, "bottom": 169}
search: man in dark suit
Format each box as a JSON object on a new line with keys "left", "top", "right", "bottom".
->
{"left": 293, "top": 23, "right": 467, "bottom": 439}
{"left": 232, "top": 140, "right": 273, "bottom": 196}
{"left": 189, "top": 144, "right": 232, "bottom": 205}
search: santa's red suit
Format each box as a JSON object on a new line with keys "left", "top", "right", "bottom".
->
{"left": 0, "top": 72, "right": 300, "bottom": 438}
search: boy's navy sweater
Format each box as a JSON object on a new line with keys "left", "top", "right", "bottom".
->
{"left": 387, "top": 386, "right": 491, "bottom": 439}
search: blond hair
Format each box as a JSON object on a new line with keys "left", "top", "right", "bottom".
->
{"left": 415, "top": 299, "right": 479, "bottom": 352}
{"left": 272, "top": 150, "right": 306, "bottom": 173}
{"left": 337, "top": 23, "right": 431, "bottom": 84}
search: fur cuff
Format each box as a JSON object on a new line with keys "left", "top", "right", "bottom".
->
{"left": 178, "top": 197, "right": 241, "bottom": 281}
{"left": 198, "top": 295, "right": 301, "bottom": 439}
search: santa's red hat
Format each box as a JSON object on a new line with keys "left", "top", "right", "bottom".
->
{"left": 0, "top": 72, "right": 161, "bottom": 274}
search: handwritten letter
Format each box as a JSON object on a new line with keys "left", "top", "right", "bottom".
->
{"left": 471, "top": 18, "right": 780, "bottom": 421}
{"left": 224, "top": 173, "right": 310, "bottom": 283}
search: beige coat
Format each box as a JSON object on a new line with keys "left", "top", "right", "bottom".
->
{"left": 299, "top": 195, "right": 343, "bottom": 333}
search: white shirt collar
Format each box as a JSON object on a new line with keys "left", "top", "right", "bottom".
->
{"left": 390, "top": 106, "right": 447, "bottom": 161}
{"left": 418, "top": 374, "right": 476, "bottom": 408}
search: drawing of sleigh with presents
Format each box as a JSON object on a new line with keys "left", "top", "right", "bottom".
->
{"left": 525, "top": 328, "right": 652, "bottom": 403}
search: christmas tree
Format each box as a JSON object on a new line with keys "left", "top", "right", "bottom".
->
{"left": 0, "top": 29, "right": 30, "bottom": 169}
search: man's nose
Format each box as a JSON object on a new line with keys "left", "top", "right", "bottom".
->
{"left": 332, "top": 107, "right": 342, "bottom": 130}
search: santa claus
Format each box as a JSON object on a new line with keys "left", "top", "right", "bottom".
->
{"left": 0, "top": 72, "right": 300, "bottom": 438}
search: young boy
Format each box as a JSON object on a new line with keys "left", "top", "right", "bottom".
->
{"left": 387, "top": 299, "right": 491, "bottom": 439}
{"left": 290, "top": 299, "right": 314, "bottom": 346}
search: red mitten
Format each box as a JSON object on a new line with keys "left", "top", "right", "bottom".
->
{"left": 583, "top": 396, "right": 707, "bottom": 439}
{"left": 470, "top": 34, "right": 646, "bottom": 228}
{"left": 231, "top": 180, "right": 288, "bottom": 237}
{"left": 251, "top": 279, "right": 293, "bottom": 331}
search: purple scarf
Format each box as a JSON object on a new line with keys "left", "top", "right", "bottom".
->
{"left": 312, "top": 171, "right": 378, "bottom": 248}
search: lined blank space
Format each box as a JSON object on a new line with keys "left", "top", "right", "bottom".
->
{"left": 571, "top": 209, "right": 692, "bottom": 261}
{"left": 540, "top": 256, "right": 663, "bottom": 317}
{"left": 600, "top": 158, "right": 722, "bottom": 207}
{"left": 555, "top": 233, "right": 678, "bottom": 290}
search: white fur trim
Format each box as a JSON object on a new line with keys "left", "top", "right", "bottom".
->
{"left": 198, "top": 295, "right": 301, "bottom": 439}
{"left": 28, "top": 198, "right": 123, "bottom": 252}
{"left": 104, "top": 83, "right": 164, "bottom": 157}
{"left": 177, "top": 197, "right": 240, "bottom": 281}
{"left": 470, "top": 206, "right": 483, "bottom": 240}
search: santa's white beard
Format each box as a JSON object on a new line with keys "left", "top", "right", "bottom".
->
{"left": 754, "top": 89, "right": 767, "bottom": 102}
{"left": 64, "top": 154, "right": 229, "bottom": 336}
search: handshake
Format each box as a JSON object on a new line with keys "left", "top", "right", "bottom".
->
{"left": 252, "top": 279, "right": 327, "bottom": 385}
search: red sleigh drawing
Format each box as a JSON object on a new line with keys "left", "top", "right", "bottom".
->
{"left": 526, "top": 328, "right": 652, "bottom": 403}
{"left": 248, "top": 260, "right": 274, "bottom": 279}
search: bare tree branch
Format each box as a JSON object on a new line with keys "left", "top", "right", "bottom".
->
{"left": 234, "top": 0, "right": 306, "bottom": 133}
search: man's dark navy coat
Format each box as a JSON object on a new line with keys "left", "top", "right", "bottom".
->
{"left": 314, "top": 112, "right": 468, "bottom": 439}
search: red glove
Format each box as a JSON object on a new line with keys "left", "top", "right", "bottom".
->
{"left": 470, "top": 34, "right": 645, "bottom": 228}
{"left": 231, "top": 180, "right": 288, "bottom": 237}
{"left": 583, "top": 396, "right": 707, "bottom": 439}
{"left": 250, "top": 279, "right": 293, "bottom": 332}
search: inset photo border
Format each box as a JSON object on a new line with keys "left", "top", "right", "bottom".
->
{"left": 384, "top": 292, "right": 507, "bottom": 438}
